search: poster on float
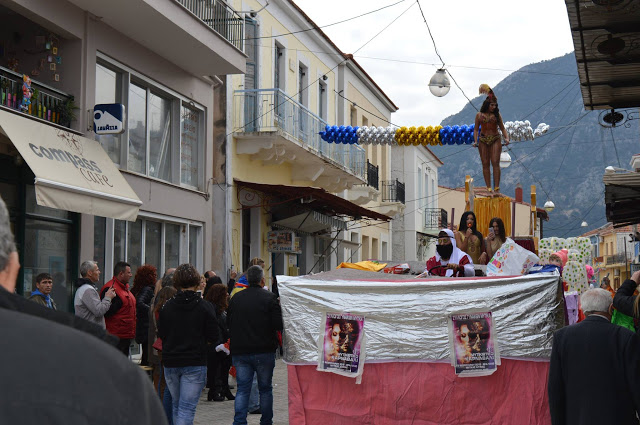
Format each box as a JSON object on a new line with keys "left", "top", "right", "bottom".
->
{"left": 317, "top": 312, "right": 366, "bottom": 382}
{"left": 447, "top": 311, "right": 500, "bottom": 377}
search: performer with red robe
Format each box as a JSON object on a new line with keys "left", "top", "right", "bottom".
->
{"left": 426, "top": 229, "right": 474, "bottom": 277}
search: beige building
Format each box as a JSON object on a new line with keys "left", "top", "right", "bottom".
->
{"left": 228, "top": 0, "right": 396, "bottom": 277}
{"left": 580, "top": 223, "right": 638, "bottom": 288}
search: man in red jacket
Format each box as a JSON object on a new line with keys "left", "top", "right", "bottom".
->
{"left": 101, "top": 261, "right": 136, "bottom": 356}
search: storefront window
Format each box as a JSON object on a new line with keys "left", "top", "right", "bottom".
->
{"left": 23, "top": 219, "right": 72, "bottom": 312}
{"left": 127, "top": 219, "right": 143, "bottom": 275}
{"left": 150, "top": 92, "right": 172, "bottom": 181}
{"left": 165, "top": 223, "right": 181, "bottom": 270}
{"left": 181, "top": 105, "right": 200, "bottom": 187}
{"left": 114, "top": 219, "right": 126, "bottom": 264}
{"left": 189, "top": 225, "right": 200, "bottom": 266}
{"left": 26, "top": 186, "right": 68, "bottom": 220}
{"left": 128, "top": 83, "right": 147, "bottom": 174}
{"left": 94, "top": 216, "right": 106, "bottom": 286}
{"left": 95, "top": 64, "right": 122, "bottom": 164}
{"left": 145, "top": 220, "right": 162, "bottom": 271}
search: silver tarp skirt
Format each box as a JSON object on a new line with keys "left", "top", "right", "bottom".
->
{"left": 278, "top": 269, "right": 564, "bottom": 364}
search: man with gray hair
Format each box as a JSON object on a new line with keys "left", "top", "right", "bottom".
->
{"left": 228, "top": 265, "right": 283, "bottom": 425}
{"left": 74, "top": 260, "right": 116, "bottom": 328}
{"left": 548, "top": 288, "right": 640, "bottom": 425}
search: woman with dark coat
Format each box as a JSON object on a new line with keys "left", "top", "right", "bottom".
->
{"left": 131, "top": 264, "right": 158, "bottom": 366}
{"left": 613, "top": 270, "right": 640, "bottom": 333}
{"left": 204, "top": 283, "right": 234, "bottom": 401}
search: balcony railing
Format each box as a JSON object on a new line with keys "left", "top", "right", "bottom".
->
{"left": 365, "top": 160, "right": 379, "bottom": 190}
{"left": 233, "top": 88, "right": 365, "bottom": 179}
{"left": 382, "top": 179, "right": 405, "bottom": 204}
{"left": 176, "top": 0, "right": 244, "bottom": 52}
{"left": 1, "top": 66, "right": 74, "bottom": 128}
{"left": 424, "top": 208, "right": 448, "bottom": 230}
{"left": 606, "top": 253, "right": 632, "bottom": 265}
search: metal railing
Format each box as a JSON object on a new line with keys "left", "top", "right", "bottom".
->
{"left": 605, "top": 253, "right": 631, "bottom": 265}
{"left": 1, "top": 66, "right": 74, "bottom": 128}
{"left": 233, "top": 88, "right": 365, "bottom": 179}
{"left": 176, "top": 0, "right": 244, "bottom": 52}
{"left": 382, "top": 179, "right": 405, "bottom": 204}
{"left": 366, "top": 160, "right": 379, "bottom": 190}
{"left": 424, "top": 208, "right": 447, "bottom": 230}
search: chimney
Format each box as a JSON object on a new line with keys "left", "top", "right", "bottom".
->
{"left": 515, "top": 183, "right": 523, "bottom": 203}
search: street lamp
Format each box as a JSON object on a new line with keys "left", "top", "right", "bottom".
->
{"left": 499, "top": 151, "right": 512, "bottom": 168}
{"left": 544, "top": 200, "right": 555, "bottom": 213}
{"left": 428, "top": 69, "right": 450, "bottom": 97}
{"left": 581, "top": 221, "right": 588, "bottom": 227}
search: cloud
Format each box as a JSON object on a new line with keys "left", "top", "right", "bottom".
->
{"left": 293, "top": 0, "right": 574, "bottom": 126}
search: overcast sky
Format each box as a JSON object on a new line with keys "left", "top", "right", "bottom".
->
{"left": 293, "top": 0, "right": 575, "bottom": 126}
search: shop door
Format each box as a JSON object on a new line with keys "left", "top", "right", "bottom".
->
{"left": 0, "top": 155, "right": 78, "bottom": 312}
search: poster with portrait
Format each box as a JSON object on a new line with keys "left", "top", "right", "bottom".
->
{"left": 448, "top": 311, "right": 501, "bottom": 377}
{"left": 317, "top": 312, "right": 366, "bottom": 382}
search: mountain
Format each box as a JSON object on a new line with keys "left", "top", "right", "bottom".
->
{"left": 432, "top": 52, "right": 640, "bottom": 238}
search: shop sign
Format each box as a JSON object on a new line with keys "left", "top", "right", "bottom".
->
{"left": 93, "top": 103, "right": 125, "bottom": 134}
{"left": 268, "top": 230, "right": 296, "bottom": 252}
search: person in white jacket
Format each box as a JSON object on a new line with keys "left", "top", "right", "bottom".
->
{"left": 74, "top": 260, "right": 116, "bottom": 328}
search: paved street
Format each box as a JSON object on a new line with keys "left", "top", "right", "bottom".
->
{"left": 194, "top": 360, "right": 289, "bottom": 424}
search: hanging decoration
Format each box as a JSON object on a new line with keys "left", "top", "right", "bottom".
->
{"left": 319, "top": 120, "right": 549, "bottom": 146}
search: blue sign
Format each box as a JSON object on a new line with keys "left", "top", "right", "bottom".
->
{"left": 93, "top": 103, "right": 125, "bottom": 135}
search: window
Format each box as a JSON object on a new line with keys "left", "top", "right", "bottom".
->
{"left": 362, "top": 116, "right": 368, "bottom": 127}
{"left": 95, "top": 63, "right": 122, "bottom": 164}
{"left": 424, "top": 172, "right": 429, "bottom": 209}
{"left": 417, "top": 167, "right": 422, "bottom": 210}
{"left": 96, "top": 216, "right": 203, "bottom": 278}
{"left": 313, "top": 237, "right": 329, "bottom": 273}
{"left": 350, "top": 106, "right": 357, "bottom": 127}
{"left": 372, "top": 238, "right": 379, "bottom": 259}
{"left": 318, "top": 80, "right": 327, "bottom": 120}
{"left": 95, "top": 57, "right": 205, "bottom": 189}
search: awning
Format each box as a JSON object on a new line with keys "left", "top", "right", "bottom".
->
{"left": 235, "top": 180, "right": 391, "bottom": 222}
{"left": 0, "top": 110, "right": 142, "bottom": 221}
{"left": 604, "top": 171, "right": 640, "bottom": 227}
{"left": 272, "top": 211, "right": 347, "bottom": 234}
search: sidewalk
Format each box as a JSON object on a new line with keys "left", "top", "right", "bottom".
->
{"left": 194, "top": 359, "right": 289, "bottom": 424}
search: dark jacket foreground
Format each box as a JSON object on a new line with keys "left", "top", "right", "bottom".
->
{"left": 0, "top": 286, "right": 117, "bottom": 346}
{"left": 548, "top": 315, "right": 640, "bottom": 425}
{"left": 228, "top": 285, "right": 283, "bottom": 355}
{"left": 135, "top": 286, "right": 154, "bottom": 344}
{"left": 0, "top": 307, "right": 167, "bottom": 425}
{"left": 157, "top": 290, "right": 218, "bottom": 368}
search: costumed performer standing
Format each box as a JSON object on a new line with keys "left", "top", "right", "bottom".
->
{"left": 473, "top": 84, "right": 510, "bottom": 195}
{"left": 426, "top": 229, "right": 474, "bottom": 277}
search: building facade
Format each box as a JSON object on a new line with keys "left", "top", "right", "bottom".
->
{"left": 0, "top": 0, "right": 245, "bottom": 311}
{"left": 390, "top": 145, "right": 443, "bottom": 262}
{"left": 227, "top": 0, "right": 395, "bottom": 278}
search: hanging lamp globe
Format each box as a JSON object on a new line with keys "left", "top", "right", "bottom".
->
{"left": 581, "top": 221, "right": 588, "bottom": 227}
{"left": 544, "top": 200, "right": 555, "bottom": 213}
{"left": 428, "top": 69, "right": 450, "bottom": 97}
{"left": 499, "top": 151, "right": 512, "bottom": 168}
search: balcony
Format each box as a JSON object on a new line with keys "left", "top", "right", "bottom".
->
{"left": 348, "top": 160, "right": 379, "bottom": 205}
{"left": 67, "top": 0, "right": 246, "bottom": 76}
{"left": 605, "top": 253, "right": 632, "bottom": 266}
{"left": 424, "top": 208, "right": 448, "bottom": 231}
{"left": 377, "top": 179, "right": 405, "bottom": 217}
{"left": 1, "top": 66, "right": 74, "bottom": 129}
{"left": 233, "top": 89, "right": 366, "bottom": 191}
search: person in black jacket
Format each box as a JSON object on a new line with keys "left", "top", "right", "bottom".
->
{"left": 548, "top": 288, "right": 640, "bottom": 425}
{"left": 131, "top": 264, "right": 157, "bottom": 366}
{"left": 613, "top": 270, "right": 640, "bottom": 333}
{"left": 204, "top": 282, "right": 234, "bottom": 402}
{"left": 157, "top": 263, "right": 218, "bottom": 425}
{"left": 228, "top": 265, "right": 283, "bottom": 425}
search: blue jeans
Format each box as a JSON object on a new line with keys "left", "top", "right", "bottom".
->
{"left": 164, "top": 366, "right": 207, "bottom": 425}
{"left": 233, "top": 352, "right": 276, "bottom": 425}
{"left": 249, "top": 372, "right": 259, "bottom": 411}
